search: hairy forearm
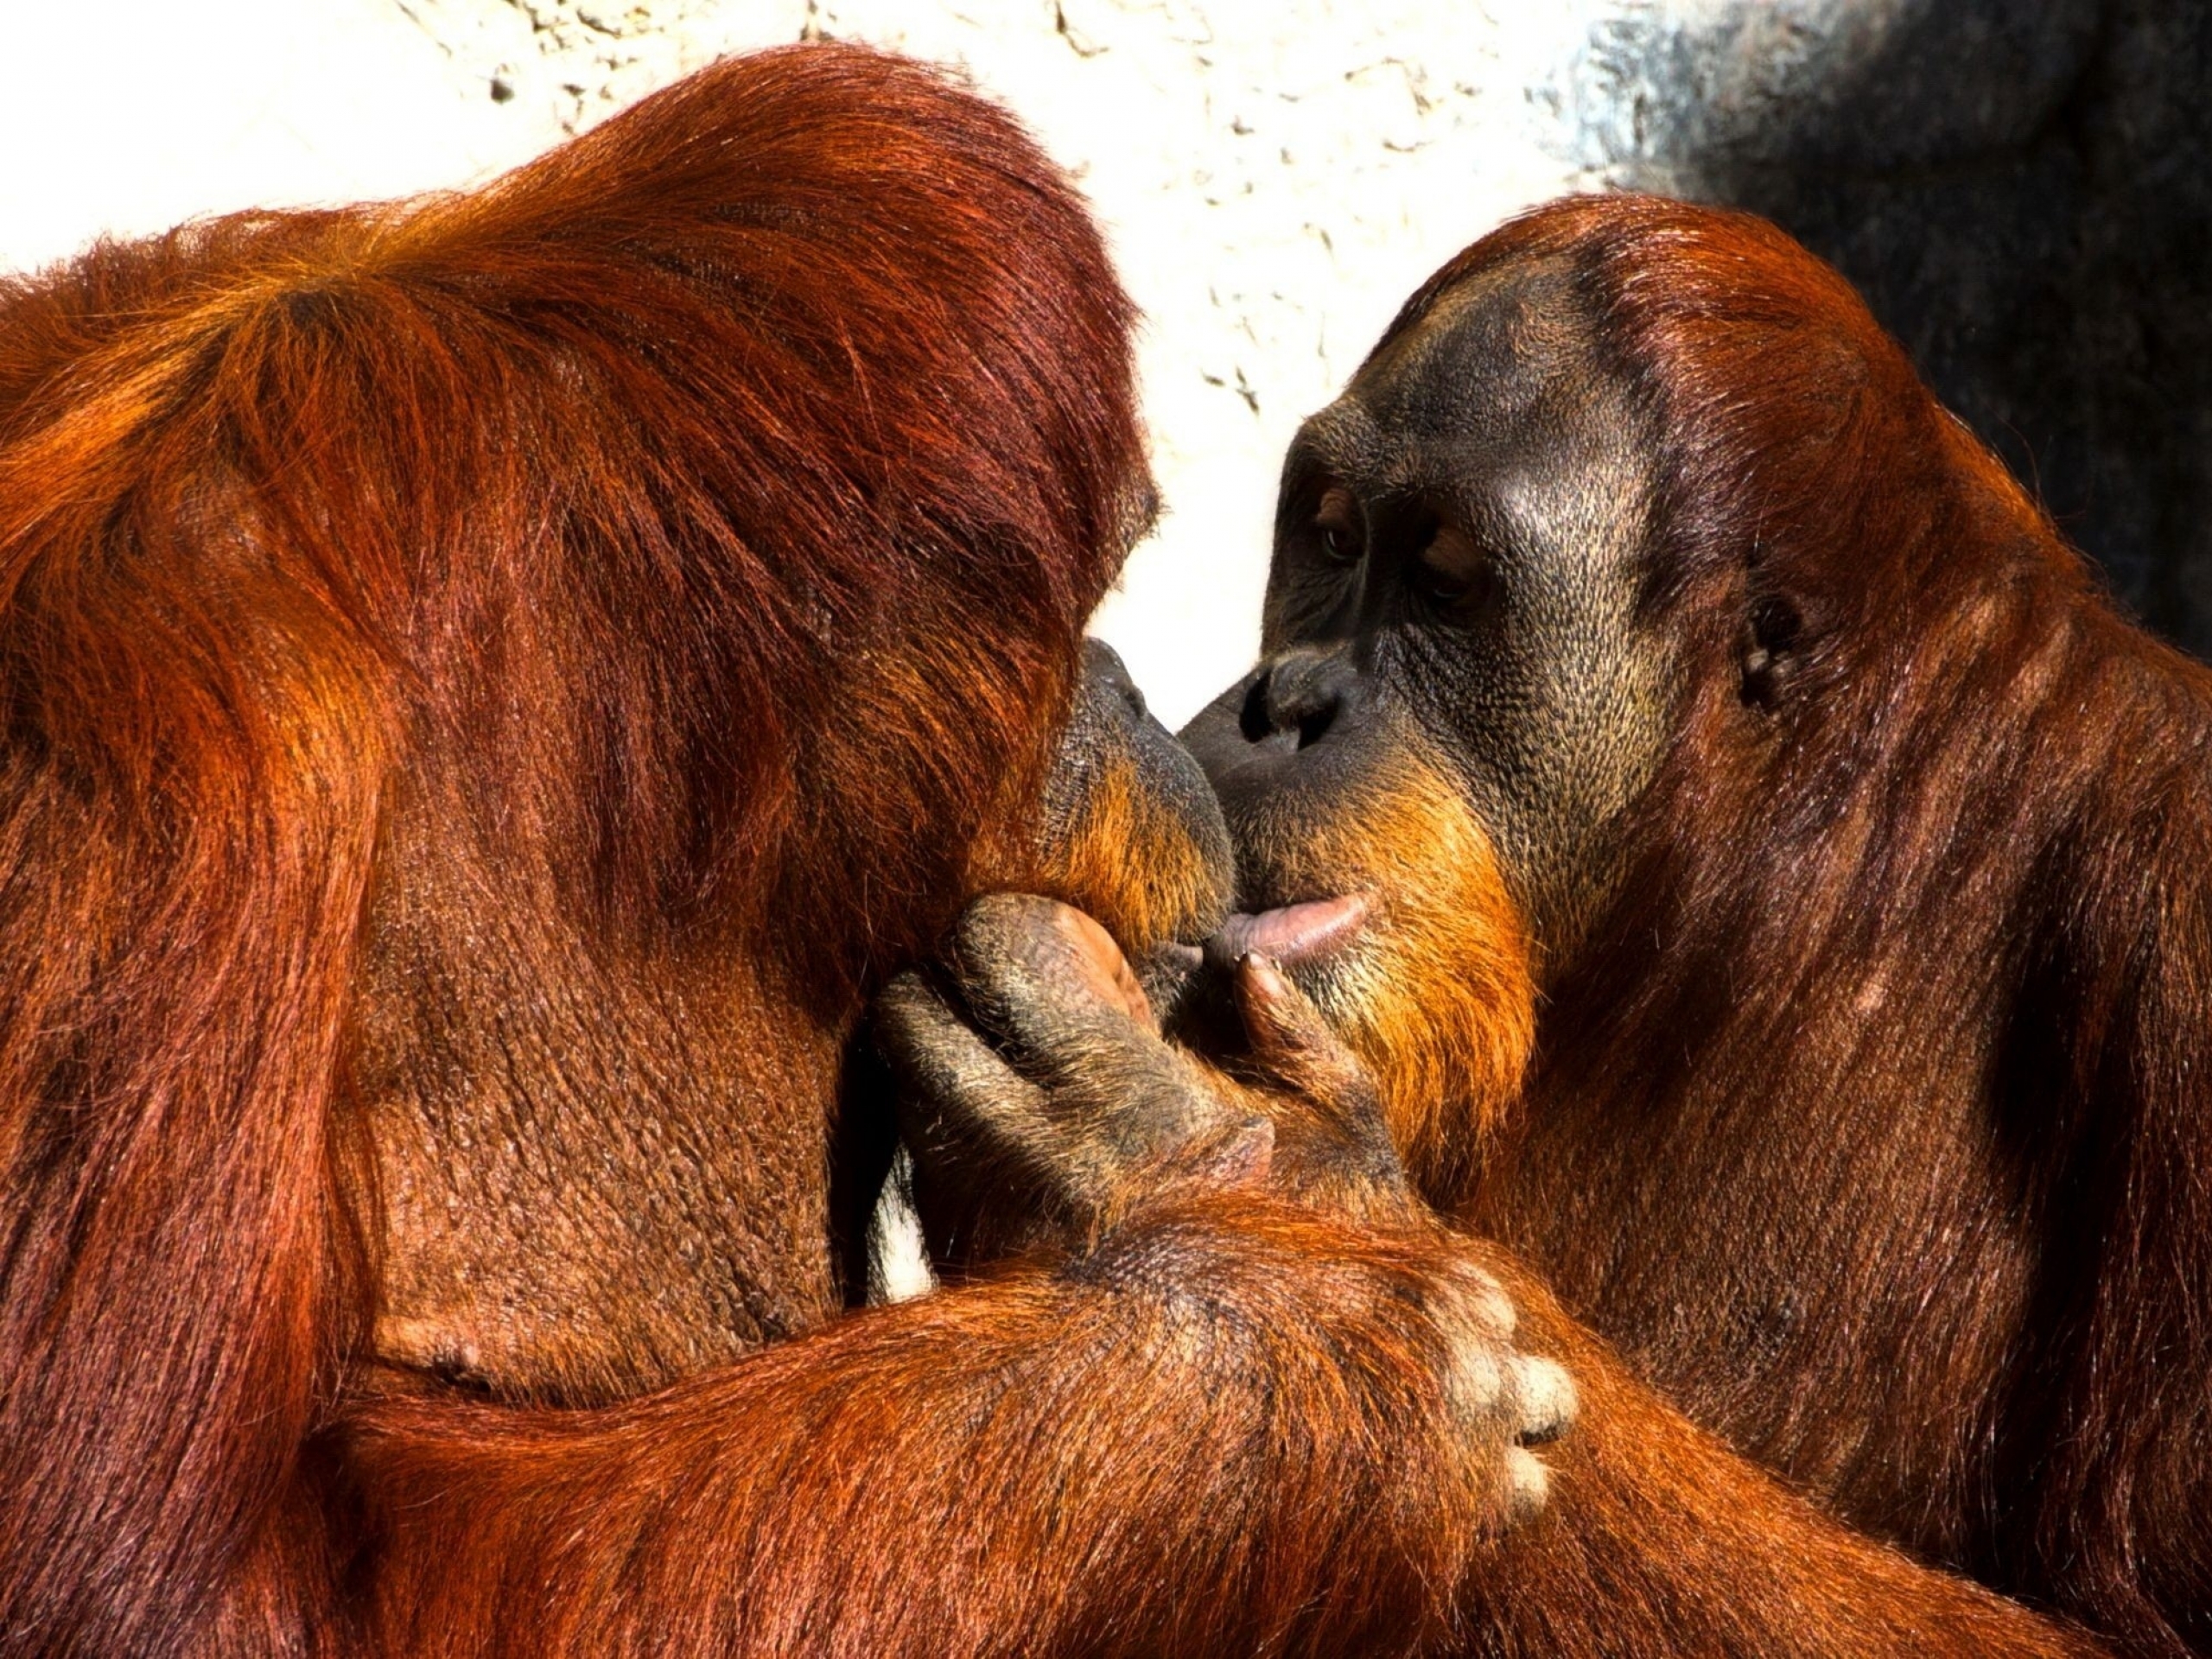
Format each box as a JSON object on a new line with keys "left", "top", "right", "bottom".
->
{"left": 346, "top": 1196, "right": 1507, "bottom": 1658}
{"left": 1454, "top": 1243, "right": 2103, "bottom": 1657}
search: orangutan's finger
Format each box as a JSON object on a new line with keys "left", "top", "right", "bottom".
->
{"left": 872, "top": 970, "right": 1065, "bottom": 1170}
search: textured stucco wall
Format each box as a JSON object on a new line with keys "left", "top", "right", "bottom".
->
{"left": 4, "top": 2, "right": 2207, "bottom": 720}
{"left": 0, "top": 2, "right": 1616, "bottom": 724}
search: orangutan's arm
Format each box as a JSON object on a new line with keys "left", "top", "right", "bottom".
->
{"left": 346, "top": 1192, "right": 1562, "bottom": 1659}
{"left": 873, "top": 898, "right": 2101, "bottom": 1656}
{"left": 1444, "top": 1240, "right": 2105, "bottom": 1657}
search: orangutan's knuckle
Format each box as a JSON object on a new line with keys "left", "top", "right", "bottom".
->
{"left": 1503, "top": 1445, "right": 1551, "bottom": 1519}
{"left": 1444, "top": 1335, "right": 1509, "bottom": 1420}
{"left": 1509, "top": 1355, "right": 1577, "bottom": 1446}
{"left": 1438, "top": 1259, "right": 1516, "bottom": 1341}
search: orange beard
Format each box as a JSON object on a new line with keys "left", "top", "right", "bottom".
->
{"left": 1026, "top": 749, "right": 1234, "bottom": 958}
{"left": 1230, "top": 735, "right": 1535, "bottom": 1205}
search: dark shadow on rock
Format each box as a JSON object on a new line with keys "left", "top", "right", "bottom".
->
{"left": 1560, "top": 0, "right": 2212, "bottom": 658}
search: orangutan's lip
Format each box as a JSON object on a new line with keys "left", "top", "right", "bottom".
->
{"left": 1203, "top": 893, "right": 1371, "bottom": 973}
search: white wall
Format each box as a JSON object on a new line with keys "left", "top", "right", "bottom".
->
{"left": 0, "top": 0, "right": 1621, "bottom": 726}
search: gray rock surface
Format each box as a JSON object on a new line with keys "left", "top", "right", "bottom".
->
{"left": 1551, "top": 0, "right": 2212, "bottom": 658}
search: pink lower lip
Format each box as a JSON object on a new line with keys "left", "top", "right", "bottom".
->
{"left": 1205, "top": 893, "right": 1371, "bottom": 971}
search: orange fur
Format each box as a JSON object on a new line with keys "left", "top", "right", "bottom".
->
{"left": 1033, "top": 751, "right": 1230, "bottom": 955}
{"left": 0, "top": 46, "right": 1605, "bottom": 1656}
{"left": 1234, "top": 729, "right": 1535, "bottom": 1195}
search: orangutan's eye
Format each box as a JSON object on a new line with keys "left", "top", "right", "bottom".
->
{"left": 1315, "top": 487, "right": 1363, "bottom": 565}
{"left": 1414, "top": 520, "right": 1492, "bottom": 616}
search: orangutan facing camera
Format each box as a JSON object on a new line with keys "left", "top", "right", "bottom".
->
{"left": 1184, "top": 195, "right": 2209, "bottom": 1656}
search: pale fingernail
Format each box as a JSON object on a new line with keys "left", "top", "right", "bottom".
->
{"left": 1446, "top": 1343, "right": 1505, "bottom": 1417}
{"left": 1238, "top": 950, "right": 1290, "bottom": 999}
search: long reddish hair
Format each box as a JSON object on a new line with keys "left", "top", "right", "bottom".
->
{"left": 0, "top": 46, "right": 1144, "bottom": 1653}
{"left": 1396, "top": 196, "right": 2212, "bottom": 1649}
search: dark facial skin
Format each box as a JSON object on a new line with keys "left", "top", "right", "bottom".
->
{"left": 880, "top": 258, "right": 1687, "bottom": 1243}
{"left": 868, "top": 257, "right": 1685, "bottom": 1278}
{"left": 1182, "top": 255, "right": 1675, "bottom": 967}
{"left": 1045, "top": 638, "right": 1236, "bottom": 912}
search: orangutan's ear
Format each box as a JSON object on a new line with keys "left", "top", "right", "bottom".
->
{"left": 1739, "top": 594, "right": 1804, "bottom": 713}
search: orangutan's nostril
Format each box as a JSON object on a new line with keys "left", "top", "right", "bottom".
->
{"left": 1238, "top": 672, "right": 1277, "bottom": 744}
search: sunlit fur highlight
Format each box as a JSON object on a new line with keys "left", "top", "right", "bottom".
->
{"left": 1279, "top": 193, "right": 2204, "bottom": 1653}
{"left": 1451, "top": 1241, "right": 2099, "bottom": 1657}
{"left": 0, "top": 43, "right": 1158, "bottom": 1653}
{"left": 353, "top": 1192, "right": 1545, "bottom": 1658}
